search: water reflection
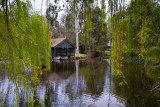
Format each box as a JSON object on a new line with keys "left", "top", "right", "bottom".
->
{"left": 113, "top": 63, "right": 159, "bottom": 107}
{"left": 0, "top": 59, "right": 159, "bottom": 107}
{"left": 39, "top": 59, "right": 126, "bottom": 107}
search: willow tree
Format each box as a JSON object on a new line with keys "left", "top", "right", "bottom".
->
{"left": 0, "top": 0, "right": 51, "bottom": 105}
{"left": 108, "top": 0, "right": 128, "bottom": 79}
{"left": 1, "top": 0, "right": 50, "bottom": 70}
{"left": 108, "top": 0, "right": 152, "bottom": 77}
{"left": 82, "top": 0, "right": 94, "bottom": 53}
{"left": 0, "top": 0, "right": 50, "bottom": 96}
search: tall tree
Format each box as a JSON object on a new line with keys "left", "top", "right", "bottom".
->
{"left": 65, "top": 0, "right": 83, "bottom": 54}
{"left": 65, "top": 13, "right": 75, "bottom": 38}
{"left": 91, "top": 6, "right": 108, "bottom": 51}
{"left": 46, "top": 3, "right": 59, "bottom": 28}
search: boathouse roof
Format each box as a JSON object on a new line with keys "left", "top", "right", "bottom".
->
{"left": 51, "top": 37, "right": 76, "bottom": 48}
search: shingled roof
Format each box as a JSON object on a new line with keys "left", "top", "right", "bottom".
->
{"left": 51, "top": 37, "right": 76, "bottom": 48}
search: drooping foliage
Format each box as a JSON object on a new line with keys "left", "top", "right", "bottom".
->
{"left": 108, "top": 0, "right": 160, "bottom": 79}
{"left": 0, "top": 0, "right": 51, "bottom": 105}
{"left": 0, "top": 0, "right": 50, "bottom": 71}
{"left": 108, "top": 0, "right": 128, "bottom": 78}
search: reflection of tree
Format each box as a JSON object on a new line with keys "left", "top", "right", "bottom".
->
{"left": 80, "top": 60, "right": 107, "bottom": 97}
{"left": 4, "top": 85, "right": 10, "bottom": 106}
{"left": 33, "top": 90, "right": 39, "bottom": 107}
{"left": 45, "top": 83, "right": 52, "bottom": 107}
{"left": 113, "top": 63, "right": 158, "bottom": 107}
{"left": 64, "top": 60, "right": 79, "bottom": 101}
{"left": 108, "top": 62, "right": 112, "bottom": 107}
{"left": 65, "top": 82, "right": 74, "bottom": 100}
{"left": 0, "top": 66, "right": 6, "bottom": 106}
{"left": 45, "top": 82, "right": 60, "bottom": 107}
{"left": 0, "top": 66, "right": 45, "bottom": 106}
{"left": 19, "top": 92, "right": 25, "bottom": 107}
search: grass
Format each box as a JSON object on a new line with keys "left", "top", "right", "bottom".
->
{"left": 104, "top": 51, "right": 111, "bottom": 56}
{"left": 75, "top": 53, "right": 87, "bottom": 57}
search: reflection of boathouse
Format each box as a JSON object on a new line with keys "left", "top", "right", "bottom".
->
{"left": 51, "top": 37, "right": 76, "bottom": 58}
{"left": 50, "top": 61, "right": 75, "bottom": 79}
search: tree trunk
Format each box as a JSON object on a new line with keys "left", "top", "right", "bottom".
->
{"left": 84, "top": 2, "right": 87, "bottom": 54}
{"left": 75, "top": 14, "right": 80, "bottom": 54}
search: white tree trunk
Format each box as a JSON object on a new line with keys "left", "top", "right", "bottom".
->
{"left": 75, "top": 14, "right": 79, "bottom": 54}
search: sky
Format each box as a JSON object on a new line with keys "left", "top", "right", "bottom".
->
{"left": 30, "top": 0, "right": 107, "bottom": 19}
{"left": 30, "top": 0, "right": 65, "bottom": 21}
{"left": 30, "top": 0, "right": 130, "bottom": 23}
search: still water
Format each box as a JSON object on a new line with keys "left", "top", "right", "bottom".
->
{"left": 0, "top": 58, "right": 159, "bottom": 107}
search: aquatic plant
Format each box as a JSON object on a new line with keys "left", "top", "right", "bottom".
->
{"left": 145, "top": 41, "right": 160, "bottom": 94}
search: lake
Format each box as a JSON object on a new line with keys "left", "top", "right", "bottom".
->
{"left": 0, "top": 58, "right": 159, "bottom": 107}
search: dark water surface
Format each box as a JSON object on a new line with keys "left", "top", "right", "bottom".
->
{"left": 0, "top": 58, "right": 159, "bottom": 107}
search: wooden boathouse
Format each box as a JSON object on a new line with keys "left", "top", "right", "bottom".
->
{"left": 51, "top": 37, "right": 76, "bottom": 58}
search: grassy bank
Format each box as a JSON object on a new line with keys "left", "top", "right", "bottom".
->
{"left": 75, "top": 53, "right": 87, "bottom": 57}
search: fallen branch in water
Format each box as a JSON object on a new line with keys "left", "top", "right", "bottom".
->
{"left": 150, "top": 82, "right": 160, "bottom": 95}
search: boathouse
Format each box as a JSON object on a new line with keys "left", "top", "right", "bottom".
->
{"left": 51, "top": 37, "right": 76, "bottom": 58}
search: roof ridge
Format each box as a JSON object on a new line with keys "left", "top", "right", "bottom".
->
{"left": 53, "top": 37, "right": 66, "bottom": 39}
{"left": 51, "top": 37, "right": 76, "bottom": 48}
